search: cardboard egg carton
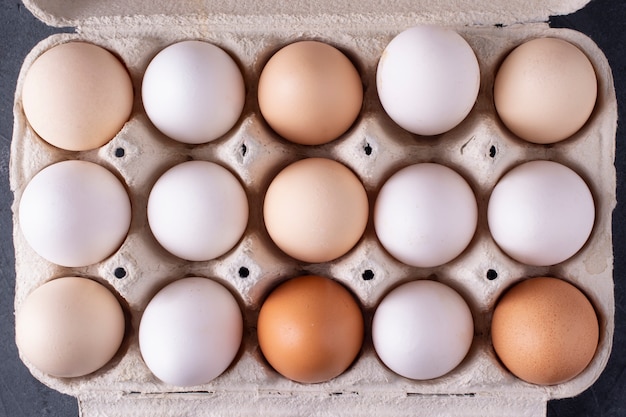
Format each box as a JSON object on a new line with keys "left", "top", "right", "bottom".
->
{"left": 10, "top": 0, "right": 617, "bottom": 415}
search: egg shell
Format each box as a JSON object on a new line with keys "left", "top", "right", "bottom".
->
{"left": 138, "top": 277, "right": 244, "bottom": 387}
{"left": 21, "top": 41, "right": 133, "bottom": 151}
{"left": 258, "top": 40, "right": 363, "bottom": 145}
{"left": 147, "top": 160, "right": 249, "bottom": 261}
{"left": 372, "top": 280, "right": 474, "bottom": 380}
{"left": 374, "top": 163, "right": 478, "bottom": 268}
{"left": 491, "top": 277, "right": 599, "bottom": 385}
{"left": 257, "top": 275, "right": 364, "bottom": 384}
{"left": 263, "top": 158, "right": 369, "bottom": 263}
{"left": 376, "top": 25, "right": 480, "bottom": 136}
{"left": 15, "top": 277, "right": 126, "bottom": 378}
{"left": 487, "top": 160, "right": 595, "bottom": 266}
{"left": 18, "top": 160, "right": 132, "bottom": 268}
{"left": 494, "top": 37, "right": 598, "bottom": 144}
{"left": 142, "top": 40, "right": 246, "bottom": 144}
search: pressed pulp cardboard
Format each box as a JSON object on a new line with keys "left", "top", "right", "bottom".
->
{"left": 10, "top": 0, "right": 617, "bottom": 415}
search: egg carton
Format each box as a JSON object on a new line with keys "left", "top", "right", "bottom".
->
{"left": 10, "top": 0, "right": 617, "bottom": 416}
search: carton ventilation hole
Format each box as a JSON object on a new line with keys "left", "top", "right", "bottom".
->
{"left": 489, "top": 145, "right": 497, "bottom": 158}
{"left": 114, "top": 267, "right": 127, "bottom": 279}
{"left": 238, "top": 266, "right": 250, "bottom": 278}
{"left": 363, "top": 143, "right": 373, "bottom": 156}
{"left": 362, "top": 269, "right": 374, "bottom": 281}
{"left": 486, "top": 269, "right": 498, "bottom": 280}
{"left": 115, "top": 147, "right": 125, "bottom": 158}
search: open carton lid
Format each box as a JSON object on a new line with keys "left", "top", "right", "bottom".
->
{"left": 24, "top": 0, "right": 590, "bottom": 29}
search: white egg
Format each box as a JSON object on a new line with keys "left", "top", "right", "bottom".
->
{"left": 18, "top": 160, "right": 131, "bottom": 267}
{"left": 147, "top": 160, "right": 249, "bottom": 261}
{"left": 142, "top": 40, "right": 245, "bottom": 144}
{"left": 372, "top": 280, "right": 474, "bottom": 380}
{"left": 488, "top": 160, "right": 595, "bottom": 266}
{"left": 139, "top": 277, "right": 243, "bottom": 386}
{"left": 374, "top": 163, "right": 477, "bottom": 267}
{"left": 376, "top": 25, "right": 480, "bottom": 136}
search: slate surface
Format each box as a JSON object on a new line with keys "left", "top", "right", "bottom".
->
{"left": 0, "top": 0, "right": 624, "bottom": 415}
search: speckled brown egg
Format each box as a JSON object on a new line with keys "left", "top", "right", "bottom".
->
{"left": 257, "top": 275, "right": 364, "bottom": 383}
{"left": 491, "top": 277, "right": 599, "bottom": 385}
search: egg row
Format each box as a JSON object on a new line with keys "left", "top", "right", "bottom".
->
{"left": 15, "top": 274, "right": 599, "bottom": 388}
{"left": 21, "top": 26, "right": 598, "bottom": 154}
{"left": 18, "top": 157, "right": 595, "bottom": 270}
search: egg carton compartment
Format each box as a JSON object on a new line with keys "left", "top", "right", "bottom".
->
{"left": 10, "top": 22, "right": 616, "bottom": 417}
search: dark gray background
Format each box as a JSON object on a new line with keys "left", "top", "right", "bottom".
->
{"left": 1, "top": 0, "right": 625, "bottom": 416}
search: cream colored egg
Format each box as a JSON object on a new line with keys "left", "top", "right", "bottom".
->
{"left": 22, "top": 42, "right": 134, "bottom": 151}
{"left": 16, "top": 277, "right": 126, "bottom": 378}
{"left": 494, "top": 37, "right": 597, "bottom": 144}
{"left": 263, "top": 158, "right": 368, "bottom": 263}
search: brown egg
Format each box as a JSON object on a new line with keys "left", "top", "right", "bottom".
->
{"left": 491, "top": 277, "right": 599, "bottom": 385}
{"left": 257, "top": 275, "right": 364, "bottom": 383}
{"left": 494, "top": 37, "right": 597, "bottom": 144}
{"left": 21, "top": 42, "right": 134, "bottom": 151}
{"left": 15, "top": 277, "right": 126, "bottom": 378}
{"left": 257, "top": 40, "right": 363, "bottom": 145}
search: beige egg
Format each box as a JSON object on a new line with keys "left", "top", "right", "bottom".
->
{"left": 21, "top": 42, "right": 134, "bottom": 151}
{"left": 15, "top": 277, "right": 126, "bottom": 378}
{"left": 491, "top": 277, "right": 599, "bottom": 385}
{"left": 494, "top": 37, "right": 597, "bottom": 144}
{"left": 258, "top": 40, "right": 363, "bottom": 145}
{"left": 263, "top": 158, "right": 369, "bottom": 263}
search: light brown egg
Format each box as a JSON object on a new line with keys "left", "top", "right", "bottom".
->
{"left": 494, "top": 37, "right": 597, "bottom": 144}
{"left": 15, "top": 277, "right": 126, "bottom": 378}
{"left": 491, "top": 277, "right": 599, "bottom": 385}
{"left": 21, "top": 42, "right": 134, "bottom": 151}
{"left": 263, "top": 157, "right": 369, "bottom": 263}
{"left": 257, "top": 40, "right": 363, "bottom": 145}
{"left": 257, "top": 275, "right": 364, "bottom": 383}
